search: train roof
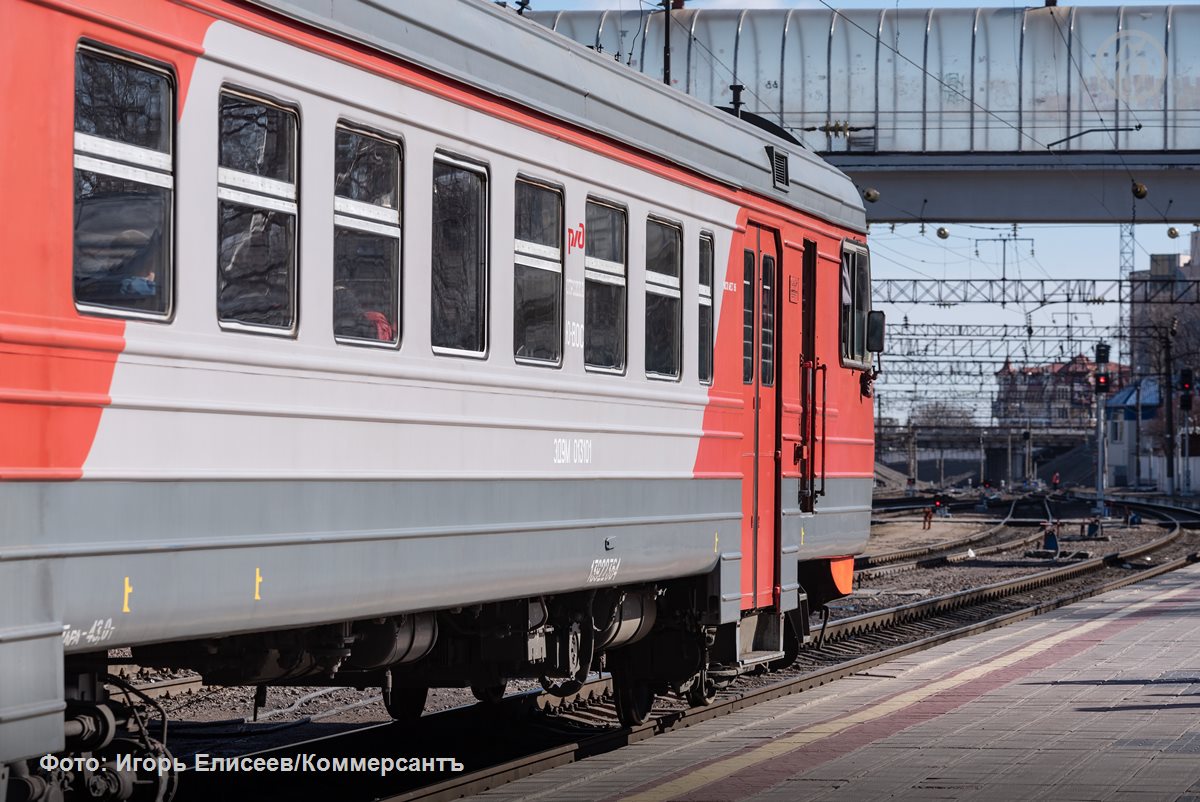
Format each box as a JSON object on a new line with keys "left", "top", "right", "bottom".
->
{"left": 244, "top": 0, "right": 867, "bottom": 234}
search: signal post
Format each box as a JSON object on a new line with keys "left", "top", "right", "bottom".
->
{"left": 1094, "top": 342, "right": 1110, "bottom": 515}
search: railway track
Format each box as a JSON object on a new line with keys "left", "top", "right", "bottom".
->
{"left": 169, "top": 496, "right": 1200, "bottom": 802}
{"left": 854, "top": 495, "right": 1061, "bottom": 579}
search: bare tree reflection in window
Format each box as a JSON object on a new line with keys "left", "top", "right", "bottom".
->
{"left": 218, "top": 203, "right": 295, "bottom": 327}
{"left": 219, "top": 95, "right": 294, "bottom": 181}
{"left": 645, "top": 220, "right": 681, "bottom": 378}
{"left": 431, "top": 161, "right": 486, "bottom": 352}
{"left": 335, "top": 131, "right": 399, "bottom": 208}
{"left": 73, "top": 49, "right": 173, "bottom": 316}
{"left": 75, "top": 50, "right": 170, "bottom": 152}
{"left": 514, "top": 181, "right": 562, "bottom": 363}
{"left": 584, "top": 202, "right": 626, "bottom": 370}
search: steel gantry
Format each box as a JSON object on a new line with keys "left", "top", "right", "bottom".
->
{"left": 886, "top": 324, "right": 1120, "bottom": 339}
{"left": 887, "top": 337, "right": 1096, "bottom": 360}
{"left": 873, "top": 279, "right": 1200, "bottom": 306}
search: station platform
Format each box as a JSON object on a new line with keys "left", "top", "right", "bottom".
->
{"left": 471, "top": 564, "right": 1200, "bottom": 802}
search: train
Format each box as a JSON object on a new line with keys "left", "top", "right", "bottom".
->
{"left": 0, "top": 0, "right": 882, "bottom": 799}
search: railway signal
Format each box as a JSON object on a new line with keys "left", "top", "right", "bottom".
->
{"left": 1094, "top": 373, "right": 1110, "bottom": 393}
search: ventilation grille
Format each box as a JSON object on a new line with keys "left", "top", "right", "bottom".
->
{"left": 765, "top": 146, "right": 789, "bottom": 191}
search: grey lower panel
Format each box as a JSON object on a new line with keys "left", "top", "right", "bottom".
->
{"left": 0, "top": 563, "right": 65, "bottom": 765}
{"left": 709, "top": 477, "right": 871, "bottom": 625}
{"left": 781, "top": 476, "right": 873, "bottom": 560}
{"left": 3, "top": 479, "right": 741, "bottom": 653}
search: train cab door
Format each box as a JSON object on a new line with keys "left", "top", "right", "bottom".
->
{"left": 740, "top": 224, "right": 781, "bottom": 611}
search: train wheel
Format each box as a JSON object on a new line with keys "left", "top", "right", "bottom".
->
{"left": 685, "top": 671, "right": 717, "bottom": 707}
{"left": 612, "top": 672, "right": 655, "bottom": 727}
{"left": 383, "top": 684, "right": 428, "bottom": 720}
{"left": 471, "top": 681, "right": 507, "bottom": 705}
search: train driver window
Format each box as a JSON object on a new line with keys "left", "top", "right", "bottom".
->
{"left": 73, "top": 46, "right": 173, "bottom": 318}
{"left": 840, "top": 242, "right": 872, "bottom": 367}
{"left": 645, "top": 219, "right": 682, "bottom": 380}
{"left": 333, "top": 126, "right": 401, "bottom": 346}
{"left": 217, "top": 91, "right": 298, "bottom": 333}
{"left": 583, "top": 200, "right": 626, "bottom": 372}
{"left": 698, "top": 234, "right": 714, "bottom": 384}
{"left": 513, "top": 180, "right": 563, "bottom": 365}
{"left": 431, "top": 155, "right": 488, "bottom": 356}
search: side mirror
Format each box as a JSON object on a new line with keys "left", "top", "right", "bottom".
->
{"left": 867, "top": 310, "right": 886, "bottom": 353}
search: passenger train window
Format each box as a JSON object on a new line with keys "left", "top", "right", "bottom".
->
{"left": 216, "top": 91, "right": 298, "bottom": 333}
{"left": 698, "top": 234, "right": 714, "bottom": 385}
{"left": 840, "top": 243, "right": 872, "bottom": 367}
{"left": 431, "top": 154, "right": 488, "bottom": 356}
{"left": 333, "top": 126, "right": 401, "bottom": 346}
{"left": 583, "top": 200, "right": 626, "bottom": 372}
{"left": 761, "top": 254, "right": 775, "bottom": 386}
{"left": 645, "top": 219, "right": 681, "bottom": 380}
{"left": 513, "top": 180, "right": 563, "bottom": 365}
{"left": 742, "top": 250, "right": 754, "bottom": 384}
{"left": 73, "top": 46, "right": 173, "bottom": 318}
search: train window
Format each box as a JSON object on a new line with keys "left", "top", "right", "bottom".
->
{"left": 431, "top": 154, "right": 488, "bottom": 356}
{"left": 840, "top": 243, "right": 872, "bottom": 367}
{"left": 73, "top": 46, "right": 173, "bottom": 318}
{"left": 742, "top": 250, "right": 754, "bottom": 384}
{"left": 761, "top": 254, "right": 776, "bottom": 386}
{"left": 513, "top": 180, "right": 563, "bottom": 365}
{"left": 698, "top": 234, "right": 714, "bottom": 384}
{"left": 645, "top": 219, "right": 681, "bottom": 379}
{"left": 583, "top": 200, "right": 627, "bottom": 372}
{"left": 333, "top": 126, "right": 401, "bottom": 346}
{"left": 217, "top": 91, "right": 298, "bottom": 332}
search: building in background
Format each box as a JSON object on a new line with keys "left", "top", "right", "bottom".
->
{"left": 993, "top": 355, "right": 1130, "bottom": 430}
{"left": 1105, "top": 376, "right": 1160, "bottom": 488}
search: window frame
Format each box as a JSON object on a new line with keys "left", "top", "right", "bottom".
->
{"left": 644, "top": 215, "right": 683, "bottom": 382}
{"left": 215, "top": 86, "right": 300, "bottom": 337}
{"left": 72, "top": 42, "right": 176, "bottom": 322}
{"left": 698, "top": 232, "right": 715, "bottom": 385}
{"left": 582, "top": 197, "right": 629, "bottom": 376}
{"left": 332, "top": 121, "right": 403, "bottom": 350}
{"left": 760, "top": 251, "right": 776, "bottom": 387}
{"left": 430, "top": 151, "right": 490, "bottom": 359}
{"left": 742, "top": 248, "right": 755, "bottom": 385}
{"left": 839, "top": 239, "right": 873, "bottom": 370}
{"left": 513, "top": 175, "right": 565, "bottom": 368}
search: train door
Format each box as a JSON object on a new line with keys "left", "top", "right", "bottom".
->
{"left": 798, "top": 240, "right": 823, "bottom": 512}
{"left": 740, "top": 223, "right": 781, "bottom": 610}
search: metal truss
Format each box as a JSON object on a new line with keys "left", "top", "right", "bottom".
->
{"left": 875, "top": 425, "right": 1092, "bottom": 448}
{"left": 886, "top": 324, "right": 1121, "bottom": 340}
{"left": 885, "top": 337, "right": 1098, "bottom": 360}
{"left": 877, "top": 367, "right": 1108, "bottom": 384}
{"left": 877, "top": 387, "right": 996, "bottom": 401}
{"left": 874, "top": 279, "right": 1200, "bottom": 306}
{"left": 876, "top": 363, "right": 1019, "bottom": 384}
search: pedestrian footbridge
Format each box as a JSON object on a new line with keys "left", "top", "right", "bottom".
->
{"left": 534, "top": 7, "right": 1200, "bottom": 222}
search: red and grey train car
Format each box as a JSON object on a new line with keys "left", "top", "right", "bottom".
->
{"left": 0, "top": 0, "right": 880, "bottom": 795}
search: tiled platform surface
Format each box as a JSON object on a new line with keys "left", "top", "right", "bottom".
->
{"left": 469, "top": 563, "right": 1200, "bottom": 802}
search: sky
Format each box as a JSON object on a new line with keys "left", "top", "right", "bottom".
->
{"left": 537, "top": 0, "right": 1196, "bottom": 417}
